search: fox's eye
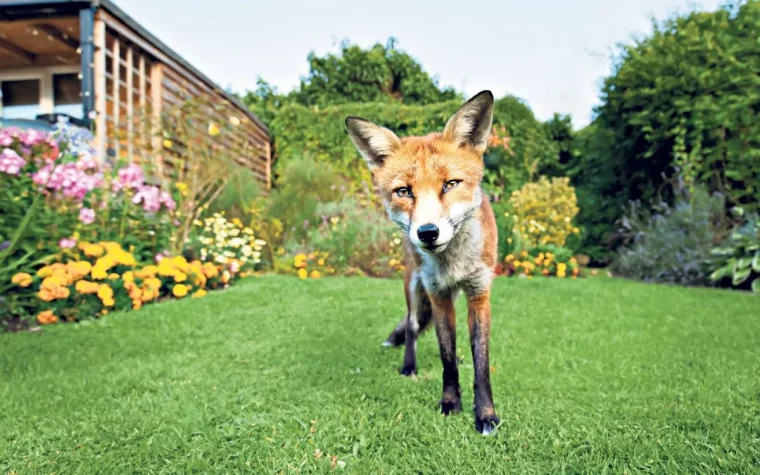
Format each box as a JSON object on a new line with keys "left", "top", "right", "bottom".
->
{"left": 443, "top": 180, "right": 462, "bottom": 193}
{"left": 395, "top": 187, "right": 412, "bottom": 198}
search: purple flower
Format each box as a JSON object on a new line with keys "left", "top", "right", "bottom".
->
{"left": 0, "top": 148, "right": 26, "bottom": 175}
{"left": 0, "top": 241, "right": 9, "bottom": 252}
{"left": 58, "top": 237, "right": 77, "bottom": 249}
{"left": 79, "top": 207, "right": 95, "bottom": 224}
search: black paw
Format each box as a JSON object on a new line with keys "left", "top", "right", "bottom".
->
{"left": 440, "top": 398, "right": 462, "bottom": 415}
{"left": 475, "top": 415, "right": 500, "bottom": 436}
{"left": 399, "top": 364, "right": 417, "bottom": 377}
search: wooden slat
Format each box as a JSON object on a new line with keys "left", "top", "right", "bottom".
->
{"left": 94, "top": 15, "right": 107, "bottom": 162}
{"left": 126, "top": 45, "right": 134, "bottom": 161}
{"left": 0, "top": 37, "right": 35, "bottom": 64}
{"left": 111, "top": 38, "right": 120, "bottom": 160}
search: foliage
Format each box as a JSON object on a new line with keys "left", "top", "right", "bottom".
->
{"left": 612, "top": 184, "right": 727, "bottom": 286}
{"left": 507, "top": 177, "right": 580, "bottom": 248}
{"left": 498, "top": 246, "right": 580, "bottom": 278}
{"left": 593, "top": 1, "right": 760, "bottom": 211}
{"left": 0, "top": 122, "right": 179, "bottom": 325}
{"left": 568, "top": 122, "right": 626, "bottom": 263}
{"left": 243, "top": 38, "right": 458, "bottom": 118}
{"left": 264, "top": 155, "right": 344, "bottom": 243}
{"left": 7, "top": 243, "right": 233, "bottom": 325}
{"left": 708, "top": 213, "right": 760, "bottom": 292}
{"left": 302, "top": 199, "right": 405, "bottom": 278}
{"left": 158, "top": 97, "right": 262, "bottom": 255}
{"left": 271, "top": 95, "right": 557, "bottom": 192}
{"left": 189, "top": 212, "right": 265, "bottom": 274}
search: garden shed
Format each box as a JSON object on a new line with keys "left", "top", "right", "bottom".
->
{"left": 0, "top": 0, "right": 271, "bottom": 187}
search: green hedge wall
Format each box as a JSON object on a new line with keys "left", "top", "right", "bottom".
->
{"left": 270, "top": 96, "right": 558, "bottom": 192}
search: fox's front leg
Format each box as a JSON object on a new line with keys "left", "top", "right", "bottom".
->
{"left": 467, "top": 290, "right": 499, "bottom": 435}
{"left": 430, "top": 292, "right": 461, "bottom": 414}
{"left": 400, "top": 275, "right": 422, "bottom": 376}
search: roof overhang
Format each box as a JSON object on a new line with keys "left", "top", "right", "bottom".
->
{"left": 0, "top": 0, "right": 268, "bottom": 132}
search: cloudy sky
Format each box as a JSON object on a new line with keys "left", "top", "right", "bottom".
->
{"left": 117, "top": 0, "right": 723, "bottom": 128}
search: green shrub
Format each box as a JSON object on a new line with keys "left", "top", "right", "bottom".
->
{"left": 594, "top": 2, "right": 760, "bottom": 211}
{"left": 612, "top": 185, "right": 727, "bottom": 286}
{"left": 265, "top": 155, "right": 344, "bottom": 243}
{"left": 708, "top": 214, "right": 760, "bottom": 292}
{"left": 299, "top": 199, "right": 404, "bottom": 278}
{"left": 270, "top": 96, "right": 557, "bottom": 193}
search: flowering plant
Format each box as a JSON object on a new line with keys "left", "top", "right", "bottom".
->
{"left": 8, "top": 242, "right": 233, "bottom": 325}
{"left": 497, "top": 245, "right": 581, "bottom": 278}
{"left": 191, "top": 212, "right": 265, "bottom": 275}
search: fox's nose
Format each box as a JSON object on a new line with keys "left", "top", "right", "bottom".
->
{"left": 417, "top": 224, "right": 440, "bottom": 244}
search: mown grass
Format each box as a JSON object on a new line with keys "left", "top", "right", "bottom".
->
{"left": 1, "top": 276, "right": 759, "bottom": 473}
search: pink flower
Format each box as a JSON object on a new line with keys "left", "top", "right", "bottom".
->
{"left": 230, "top": 260, "right": 240, "bottom": 274}
{"left": 155, "top": 252, "right": 166, "bottom": 263}
{"left": 132, "top": 185, "right": 161, "bottom": 212}
{"left": 0, "top": 148, "right": 26, "bottom": 175}
{"left": 79, "top": 207, "right": 95, "bottom": 224}
{"left": 159, "top": 190, "right": 177, "bottom": 211}
{"left": 59, "top": 237, "right": 77, "bottom": 249}
{"left": 113, "top": 164, "right": 144, "bottom": 192}
{"left": 32, "top": 163, "right": 102, "bottom": 201}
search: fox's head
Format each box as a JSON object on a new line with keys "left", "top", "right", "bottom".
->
{"left": 345, "top": 91, "right": 494, "bottom": 255}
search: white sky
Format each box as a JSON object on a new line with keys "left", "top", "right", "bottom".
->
{"left": 117, "top": 0, "right": 724, "bottom": 128}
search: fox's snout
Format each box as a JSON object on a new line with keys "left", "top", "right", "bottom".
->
{"left": 416, "top": 224, "right": 439, "bottom": 244}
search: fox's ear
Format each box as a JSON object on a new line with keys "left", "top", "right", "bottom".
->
{"left": 443, "top": 90, "right": 494, "bottom": 153}
{"left": 345, "top": 116, "right": 401, "bottom": 170}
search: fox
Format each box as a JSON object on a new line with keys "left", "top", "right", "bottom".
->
{"left": 345, "top": 90, "right": 500, "bottom": 435}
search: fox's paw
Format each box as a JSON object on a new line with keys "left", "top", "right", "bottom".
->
{"left": 475, "top": 415, "right": 500, "bottom": 436}
{"left": 399, "top": 364, "right": 417, "bottom": 377}
{"left": 440, "top": 398, "right": 462, "bottom": 415}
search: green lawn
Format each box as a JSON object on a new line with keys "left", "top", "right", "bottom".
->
{"left": 1, "top": 276, "right": 759, "bottom": 474}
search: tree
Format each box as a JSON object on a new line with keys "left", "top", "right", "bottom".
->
{"left": 242, "top": 38, "right": 459, "bottom": 119}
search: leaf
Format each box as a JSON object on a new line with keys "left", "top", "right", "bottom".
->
{"left": 732, "top": 268, "right": 751, "bottom": 286}
{"left": 753, "top": 250, "right": 760, "bottom": 272}
{"left": 752, "top": 278, "right": 759, "bottom": 293}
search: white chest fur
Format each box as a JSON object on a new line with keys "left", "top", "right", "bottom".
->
{"left": 418, "top": 218, "right": 493, "bottom": 297}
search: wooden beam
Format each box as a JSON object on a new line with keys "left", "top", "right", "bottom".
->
{"left": 112, "top": 37, "right": 120, "bottom": 160}
{"left": 34, "top": 23, "right": 80, "bottom": 51}
{"left": 150, "top": 62, "right": 164, "bottom": 178}
{"left": 0, "top": 37, "right": 35, "bottom": 64}
{"left": 138, "top": 54, "right": 146, "bottom": 160}
{"left": 93, "top": 15, "right": 107, "bottom": 162}
{"left": 126, "top": 45, "right": 134, "bottom": 162}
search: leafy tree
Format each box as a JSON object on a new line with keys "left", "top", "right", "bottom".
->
{"left": 242, "top": 38, "right": 459, "bottom": 119}
{"left": 595, "top": 1, "right": 760, "bottom": 209}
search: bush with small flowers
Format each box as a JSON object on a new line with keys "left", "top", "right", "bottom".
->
{"left": 8, "top": 241, "right": 238, "bottom": 326}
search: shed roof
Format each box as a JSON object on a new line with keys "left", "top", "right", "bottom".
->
{"left": 0, "top": 0, "right": 268, "bottom": 132}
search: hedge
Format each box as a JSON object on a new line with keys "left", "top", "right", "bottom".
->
{"left": 269, "top": 96, "right": 558, "bottom": 193}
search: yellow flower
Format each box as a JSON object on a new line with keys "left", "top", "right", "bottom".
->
{"left": 173, "top": 284, "right": 188, "bottom": 297}
{"left": 557, "top": 270, "right": 566, "bottom": 278}
{"left": 310, "top": 270, "right": 321, "bottom": 279}
{"left": 294, "top": 253, "right": 307, "bottom": 269}
{"left": 318, "top": 258, "right": 325, "bottom": 266}
{"left": 232, "top": 218, "right": 243, "bottom": 228}
{"left": 143, "top": 277, "right": 162, "bottom": 291}
{"left": 91, "top": 266, "right": 108, "bottom": 280}
{"left": 36, "top": 310, "right": 58, "bottom": 325}
{"left": 83, "top": 244, "right": 104, "bottom": 257}
{"left": 107, "top": 273, "right": 120, "bottom": 280}
{"left": 192, "top": 289, "right": 207, "bottom": 299}
{"left": 97, "top": 284, "right": 114, "bottom": 301}
{"left": 174, "top": 272, "right": 188, "bottom": 283}
{"left": 123, "top": 271, "right": 134, "bottom": 282}
{"left": 163, "top": 139, "right": 173, "bottom": 148}
{"left": 75, "top": 280, "right": 100, "bottom": 294}
{"left": 505, "top": 254, "right": 514, "bottom": 262}
{"left": 298, "top": 268, "right": 308, "bottom": 279}
{"left": 132, "top": 299, "right": 142, "bottom": 310}
{"left": 208, "top": 122, "right": 220, "bottom": 136}
{"left": 11, "top": 272, "right": 32, "bottom": 287}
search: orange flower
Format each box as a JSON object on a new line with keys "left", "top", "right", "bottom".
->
{"left": 11, "top": 272, "right": 32, "bottom": 287}
{"left": 36, "top": 310, "right": 58, "bottom": 325}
